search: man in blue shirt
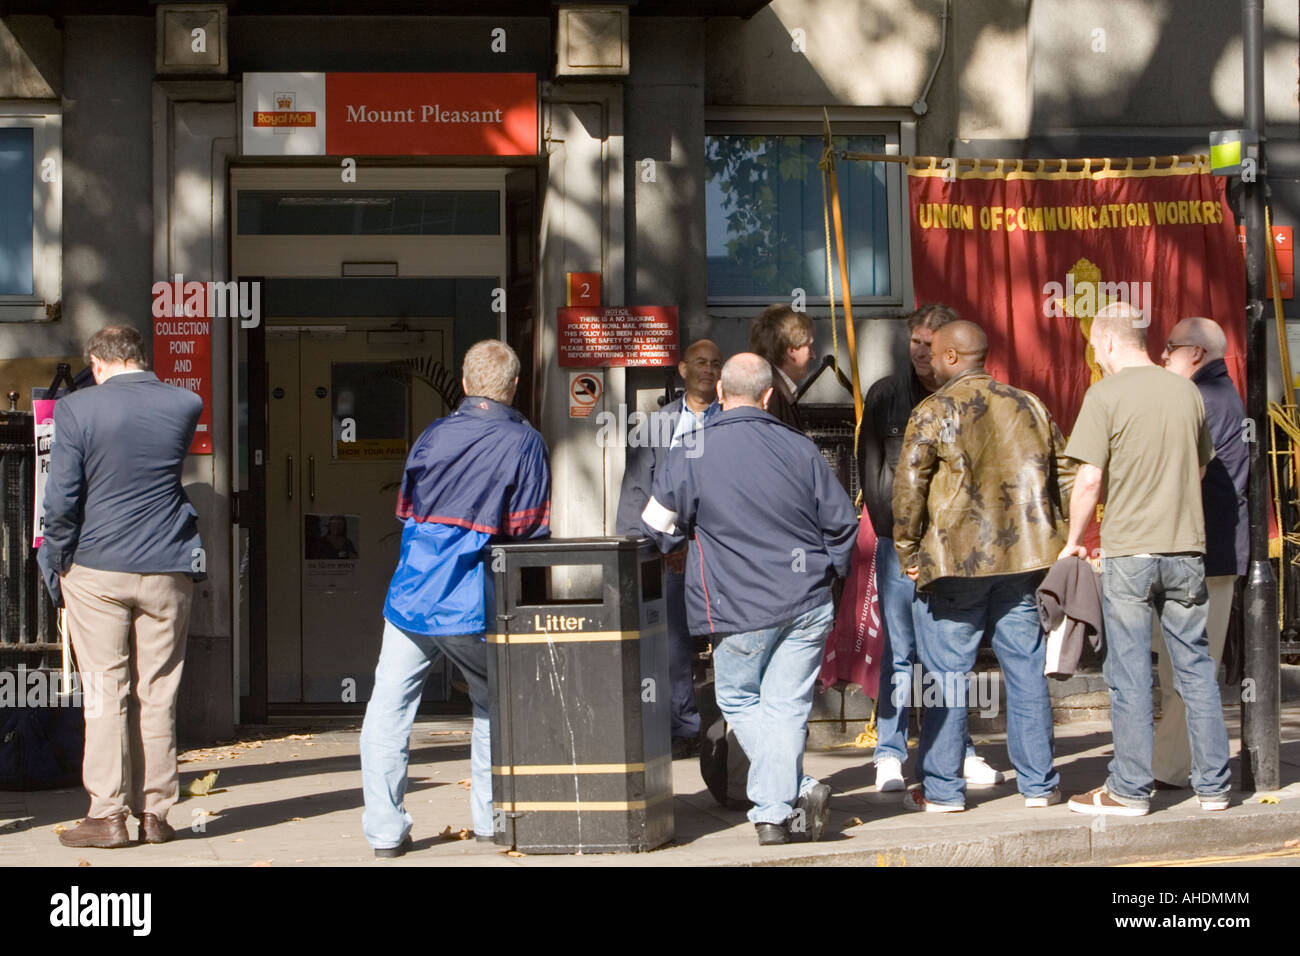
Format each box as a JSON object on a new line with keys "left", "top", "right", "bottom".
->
{"left": 360, "top": 340, "right": 550, "bottom": 857}
{"left": 642, "top": 353, "right": 857, "bottom": 845}
{"left": 615, "top": 338, "right": 722, "bottom": 757}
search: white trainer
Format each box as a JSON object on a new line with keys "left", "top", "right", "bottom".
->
{"left": 963, "top": 755, "right": 1005, "bottom": 786}
{"left": 1024, "top": 788, "right": 1063, "bottom": 808}
{"left": 874, "top": 756, "right": 905, "bottom": 792}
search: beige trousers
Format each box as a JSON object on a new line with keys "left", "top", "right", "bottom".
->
{"left": 61, "top": 564, "right": 193, "bottom": 820}
{"left": 1152, "top": 574, "right": 1237, "bottom": 784}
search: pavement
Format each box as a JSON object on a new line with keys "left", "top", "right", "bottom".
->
{"left": 2, "top": 698, "right": 1298, "bottom": 867}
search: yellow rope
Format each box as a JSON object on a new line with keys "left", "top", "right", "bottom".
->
{"left": 820, "top": 164, "right": 841, "bottom": 379}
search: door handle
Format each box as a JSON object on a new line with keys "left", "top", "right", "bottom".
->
{"left": 309, "top": 454, "right": 316, "bottom": 502}
{"left": 287, "top": 454, "right": 294, "bottom": 501}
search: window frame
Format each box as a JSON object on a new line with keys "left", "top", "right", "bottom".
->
{"left": 0, "top": 104, "right": 61, "bottom": 322}
{"left": 704, "top": 109, "right": 910, "bottom": 311}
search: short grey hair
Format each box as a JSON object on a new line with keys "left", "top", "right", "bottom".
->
{"left": 84, "top": 325, "right": 146, "bottom": 368}
{"left": 1176, "top": 316, "right": 1228, "bottom": 360}
{"left": 1091, "top": 301, "right": 1148, "bottom": 349}
{"left": 719, "top": 353, "right": 773, "bottom": 404}
{"left": 462, "top": 339, "right": 520, "bottom": 403}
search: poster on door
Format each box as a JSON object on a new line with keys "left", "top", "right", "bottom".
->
{"left": 32, "top": 398, "right": 55, "bottom": 548}
{"left": 304, "top": 513, "right": 362, "bottom": 591}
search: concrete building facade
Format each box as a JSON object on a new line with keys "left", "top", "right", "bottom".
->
{"left": 1, "top": 1, "right": 1296, "bottom": 741}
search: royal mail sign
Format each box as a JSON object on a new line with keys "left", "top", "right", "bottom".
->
{"left": 242, "top": 72, "right": 537, "bottom": 156}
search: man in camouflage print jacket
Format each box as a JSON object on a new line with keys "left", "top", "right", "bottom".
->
{"left": 889, "top": 320, "right": 1074, "bottom": 812}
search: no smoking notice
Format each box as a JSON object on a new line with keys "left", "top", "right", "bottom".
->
{"left": 569, "top": 371, "right": 603, "bottom": 418}
{"left": 557, "top": 306, "right": 678, "bottom": 367}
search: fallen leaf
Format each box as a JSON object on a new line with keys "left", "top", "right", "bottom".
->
{"left": 457, "top": 778, "right": 472, "bottom": 789}
{"left": 1259, "top": 795, "right": 1281, "bottom": 804}
{"left": 1284, "top": 839, "right": 1299, "bottom": 848}
{"left": 182, "top": 769, "right": 220, "bottom": 797}
{"left": 52, "top": 825, "right": 67, "bottom": 835}
{"left": 288, "top": 817, "right": 303, "bottom": 823}
{"left": 505, "top": 850, "right": 524, "bottom": 857}
{"left": 251, "top": 860, "right": 273, "bottom": 867}
{"left": 456, "top": 828, "right": 470, "bottom": 841}
{"left": 438, "top": 825, "right": 453, "bottom": 839}
{"left": 77, "top": 859, "right": 91, "bottom": 867}
{"left": 286, "top": 734, "right": 314, "bottom": 740}
{"left": 233, "top": 837, "right": 244, "bottom": 843}
{"left": 841, "top": 817, "right": 864, "bottom": 829}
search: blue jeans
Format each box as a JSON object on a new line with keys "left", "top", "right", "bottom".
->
{"left": 874, "top": 537, "right": 975, "bottom": 765}
{"left": 713, "top": 601, "right": 835, "bottom": 825}
{"left": 666, "top": 568, "right": 701, "bottom": 738}
{"left": 1100, "top": 554, "right": 1230, "bottom": 804}
{"left": 361, "top": 619, "right": 493, "bottom": 848}
{"left": 913, "top": 571, "right": 1058, "bottom": 806}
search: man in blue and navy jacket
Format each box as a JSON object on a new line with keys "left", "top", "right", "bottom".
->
{"left": 360, "top": 339, "right": 549, "bottom": 857}
{"left": 641, "top": 352, "right": 857, "bottom": 846}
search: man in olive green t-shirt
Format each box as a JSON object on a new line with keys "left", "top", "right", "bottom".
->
{"left": 1058, "top": 302, "right": 1231, "bottom": 817}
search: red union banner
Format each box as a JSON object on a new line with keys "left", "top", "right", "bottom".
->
{"left": 906, "top": 161, "right": 1246, "bottom": 430}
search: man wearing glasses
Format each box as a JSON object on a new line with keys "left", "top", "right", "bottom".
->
{"left": 1154, "top": 317, "right": 1247, "bottom": 790}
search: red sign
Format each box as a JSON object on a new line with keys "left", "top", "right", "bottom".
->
{"left": 557, "top": 306, "right": 679, "bottom": 367}
{"left": 325, "top": 73, "right": 536, "bottom": 156}
{"left": 152, "top": 296, "right": 213, "bottom": 455}
{"left": 1237, "top": 224, "right": 1293, "bottom": 299}
{"left": 567, "top": 272, "right": 601, "bottom": 307}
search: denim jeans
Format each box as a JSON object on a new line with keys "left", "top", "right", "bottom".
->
{"left": 1100, "top": 554, "right": 1230, "bottom": 804}
{"left": 874, "top": 537, "right": 975, "bottom": 765}
{"left": 713, "top": 601, "right": 835, "bottom": 825}
{"left": 361, "top": 619, "right": 493, "bottom": 848}
{"left": 913, "top": 571, "right": 1058, "bottom": 806}
{"left": 666, "top": 568, "right": 701, "bottom": 739}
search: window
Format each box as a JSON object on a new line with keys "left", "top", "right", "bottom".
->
{"left": 705, "top": 119, "right": 903, "bottom": 306}
{"left": 0, "top": 108, "right": 61, "bottom": 321}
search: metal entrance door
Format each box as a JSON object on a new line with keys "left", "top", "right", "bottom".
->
{"left": 265, "top": 323, "right": 450, "bottom": 704}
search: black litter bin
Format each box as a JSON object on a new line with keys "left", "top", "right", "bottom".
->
{"left": 487, "top": 536, "right": 672, "bottom": 853}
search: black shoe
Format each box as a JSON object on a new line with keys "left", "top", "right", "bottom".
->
{"left": 672, "top": 736, "right": 701, "bottom": 760}
{"left": 794, "top": 782, "right": 832, "bottom": 842}
{"left": 755, "top": 822, "right": 789, "bottom": 846}
{"left": 373, "top": 835, "right": 413, "bottom": 859}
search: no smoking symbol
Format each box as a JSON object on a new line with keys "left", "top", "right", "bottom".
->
{"left": 571, "top": 375, "right": 601, "bottom": 405}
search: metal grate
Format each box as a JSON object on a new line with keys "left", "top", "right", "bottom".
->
{"left": 0, "top": 408, "right": 57, "bottom": 653}
{"left": 799, "top": 403, "right": 860, "bottom": 502}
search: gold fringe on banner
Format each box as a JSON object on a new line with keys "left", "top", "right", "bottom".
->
{"left": 823, "top": 150, "right": 1212, "bottom": 181}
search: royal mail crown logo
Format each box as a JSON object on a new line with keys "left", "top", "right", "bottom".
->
{"left": 252, "top": 90, "right": 316, "bottom": 132}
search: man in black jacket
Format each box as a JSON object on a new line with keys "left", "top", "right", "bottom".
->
{"left": 1155, "top": 316, "right": 1247, "bottom": 787}
{"left": 857, "top": 304, "right": 1000, "bottom": 792}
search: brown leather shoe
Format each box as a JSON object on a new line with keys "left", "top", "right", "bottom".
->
{"left": 58, "top": 813, "right": 131, "bottom": 849}
{"left": 138, "top": 813, "right": 176, "bottom": 845}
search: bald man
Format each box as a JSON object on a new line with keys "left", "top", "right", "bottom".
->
{"left": 1061, "top": 302, "right": 1231, "bottom": 817}
{"left": 616, "top": 338, "right": 723, "bottom": 756}
{"left": 892, "top": 320, "right": 1071, "bottom": 812}
{"left": 1153, "top": 317, "right": 1246, "bottom": 788}
{"left": 641, "top": 353, "right": 857, "bottom": 845}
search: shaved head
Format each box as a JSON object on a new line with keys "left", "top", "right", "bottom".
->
{"left": 932, "top": 320, "right": 988, "bottom": 362}
{"left": 930, "top": 320, "right": 987, "bottom": 384}
{"left": 1169, "top": 317, "right": 1227, "bottom": 360}
{"left": 718, "top": 352, "right": 773, "bottom": 409}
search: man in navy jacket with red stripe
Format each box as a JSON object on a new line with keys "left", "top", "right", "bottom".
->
{"left": 642, "top": 353, "right": 857, "bottom": 845}
{"left": 361, "top": 340, "right": 549, "bottom": 857}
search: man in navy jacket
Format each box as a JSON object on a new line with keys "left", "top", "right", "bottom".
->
{"left": 642, "top": 353, "right": 857, "bottom": 845}
{"left": 38, "top": 325, "right": 203, "bottom": 849}
{"left": 361, "top": 339, "right": 550, "bottom": 857}
{"left": 1156, "top": 316, "right": 1248, "bottom": 786}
